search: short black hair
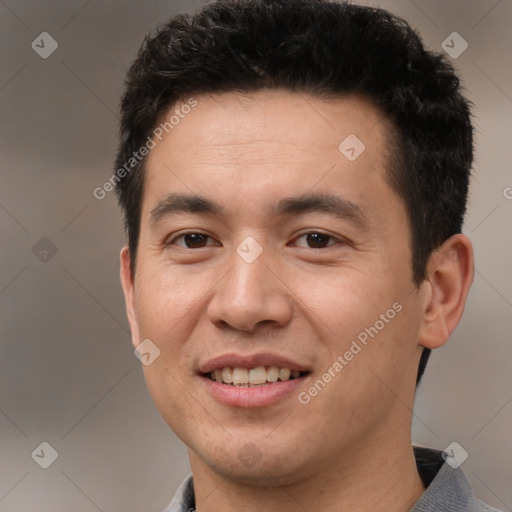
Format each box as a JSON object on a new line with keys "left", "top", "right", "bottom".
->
{"left": 114, "top": 0, "right": 474, "bottom": 386}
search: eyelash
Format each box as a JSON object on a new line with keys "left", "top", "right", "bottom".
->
{"left": 166, "top": 231, "right": 344, "bottom": 249}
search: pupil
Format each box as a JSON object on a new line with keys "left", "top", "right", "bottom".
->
{"left": 307, "top": 233, "right": 328, "bottom": 248}
{"left": 185, "top": 234, "right": 206, "bottom": 248}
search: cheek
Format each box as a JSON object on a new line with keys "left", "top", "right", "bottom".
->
{"left": 299, "top": 276, "right": 417, "bottom": 407}
{"left": 289, "top": 268, "right": 393, "bottom": 344}
{"left": 134, "top": 263, "right": 208, "bottom": 336}
{"left": 142, "top": 363, "right": 203, "bottom": 446}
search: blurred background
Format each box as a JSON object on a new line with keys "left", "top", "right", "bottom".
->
{"left": 0, "top": 0, "right": 511, "bottom": 510}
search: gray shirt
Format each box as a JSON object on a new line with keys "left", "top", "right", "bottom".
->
{"left": 163, "top": 446, "right": 502, "bottom": 512}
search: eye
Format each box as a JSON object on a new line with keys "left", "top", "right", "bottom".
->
{"left": 292, "top": 231, "right": 342, "bottom": 249}
{"left": 167, "top": 231, "right": 342, "bottom": 249}
{"left": 167, "top": 232, "right": 220, "bottom": 249}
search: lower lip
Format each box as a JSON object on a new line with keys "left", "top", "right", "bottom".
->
{"left": 201, "top": 375, "right": 308, "bottom": 407}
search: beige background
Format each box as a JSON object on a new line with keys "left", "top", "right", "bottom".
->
{"left": 0, "top": 0, "right": 510, "bottom": 510}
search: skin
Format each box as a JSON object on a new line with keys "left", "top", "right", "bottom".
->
{"left": 120, "top": 89, "right": 474, "bottom": 511}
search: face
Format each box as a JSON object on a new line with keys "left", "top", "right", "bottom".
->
{"left": 121, "top": 90, "right": 429, "bottom": 485}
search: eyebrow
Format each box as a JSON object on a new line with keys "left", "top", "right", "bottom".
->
{"left": 149, "top": 192, "right": 369, "bottom": 228}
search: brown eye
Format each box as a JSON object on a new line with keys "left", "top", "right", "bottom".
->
{"left": 169, "top": 232, "right": 218, "bottom": 248}
{"left": 293, "top": 232, "right": 340, "bottom": 248}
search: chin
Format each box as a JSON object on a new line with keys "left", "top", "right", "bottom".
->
{"left": 212, "top": 456, "right": 309, "bottom": 487}
{"left": 191, "top": 435, "right": 315, "bottom": 487}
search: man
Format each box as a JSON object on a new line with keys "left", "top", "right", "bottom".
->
{"left": 114, "top": 0, "right": 501, "bottom": 510}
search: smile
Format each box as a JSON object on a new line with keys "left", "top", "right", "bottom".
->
{"left": 207, "top": 366, "right": 307, "bottom": 386}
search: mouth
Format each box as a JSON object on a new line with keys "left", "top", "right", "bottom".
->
{"left": 198, "top": 352, "right": 312, "bottom": 407}
{"left": 198, "top": 354, "right": 312, "bottom": 407}
{"left": 203, "top": 366, "right": 310, "bottom": 387}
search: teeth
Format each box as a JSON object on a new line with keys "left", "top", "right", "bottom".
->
{"left": 278, "top": 368, "right": 291, "bottom": 381}
{"left": 209, "top": 366, "right": 304, "bottom": 386}
{"left": 232, "top": 368, "right": 249, "bottom": 385}
{"left": 267, "top": 366, "right": 279, "bottom": 382}
{"left": 222, "top": 367, "right": 233, "bottom": 384}
{"left": 249, "top": 366, "right": 267, "bottom": 384}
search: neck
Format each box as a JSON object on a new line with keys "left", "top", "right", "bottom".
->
{"left": 189, "top": 426, "right": 425, "bottom": 512}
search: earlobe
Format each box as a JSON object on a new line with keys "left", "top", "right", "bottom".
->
{"left": 120, "top": 246, "right": 141, "bottom": 348}
{"left": 418, "top": 234, "right": 474, "bottom": 350}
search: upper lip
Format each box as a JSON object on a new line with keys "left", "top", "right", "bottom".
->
{"left": 199, "top": 352, "right": 311, "bottom": 374}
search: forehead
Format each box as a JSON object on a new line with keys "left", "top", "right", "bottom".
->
{"left": 142, "top": 90, "right": 397, "bottom": 220}
{"left": 154, "top": 89, "right": 387, "bottom": 154}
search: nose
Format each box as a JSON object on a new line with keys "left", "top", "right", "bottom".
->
{"left": 206, "top": 241, "right": 293, "bottom": 333}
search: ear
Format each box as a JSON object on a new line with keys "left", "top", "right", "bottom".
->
{"left": 120, "top": 246, "right": 141, "bottom": 349}
{"left": 418, "top": 234, "right": 474, "bottom": 349}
